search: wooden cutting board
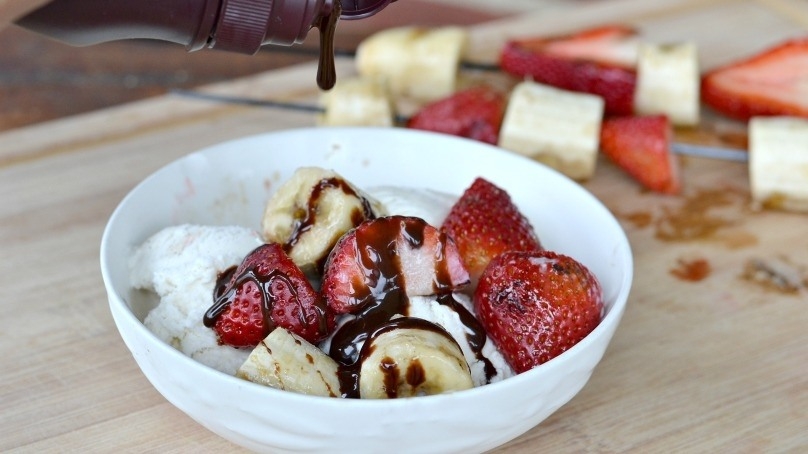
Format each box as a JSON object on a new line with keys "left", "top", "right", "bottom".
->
{"left": 1, "top": 0, "right": 806, "bottom": 452}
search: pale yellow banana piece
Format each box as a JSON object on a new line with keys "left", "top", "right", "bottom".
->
{"left": 318, "top": 76, "right": 395, "bottom": 127}
{"left": 355, "top": 26, "right": 468, "bottom": 102}
{"left": 749, "top": 116, "right": 808, "bottom": 212}
{"left": 498, "top": 81, "right": 605, "bottom": 180}
{"left": 262, "top": 167, "right": 385, "bottom": 273}
{"left": 359, "top": 324, "right": 474, "bottom": 399}
{"left": 237, "top": 328, "right": 341, "bottom": 397}
{"left": 634, "top": 42, "right": 700, "bottom": 126}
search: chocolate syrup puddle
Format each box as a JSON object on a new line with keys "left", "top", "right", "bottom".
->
{"left": 316, "top": 0, "right": 342, "bottom": 90}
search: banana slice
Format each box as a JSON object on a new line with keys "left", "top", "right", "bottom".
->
{"left": 237, "top": 327, "right": 341, "bottom": 397}
{"left": 262, "top": 167, "right": 385, "bottom": 274}
{"left": 359, "top": 319, "right": 474, "bottom": 399}
{"left": 355, "top": 26, "right": 468, "bottom": 102}
{"left": 498, "top": 81, "right": 605, "bottom": 180}
{"left": 318, "top": 76, "right": 395, "bottom": 127}
{"left": 634, "top": 41, "right": 700, "bottom": 126}
{"left": 749, "top": 116, "right": 808, "bottom": 212}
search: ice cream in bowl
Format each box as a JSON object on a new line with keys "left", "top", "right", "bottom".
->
{"left": 100, "top": 127, "right": 633, "bottom": 453}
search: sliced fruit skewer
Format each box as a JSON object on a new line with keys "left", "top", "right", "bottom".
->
{"left": 169, "top": 87, "right": 749, "bottom": 166}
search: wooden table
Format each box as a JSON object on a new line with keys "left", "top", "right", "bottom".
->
{"left": 2, "top": 0, "right": 806, "bottom": 452}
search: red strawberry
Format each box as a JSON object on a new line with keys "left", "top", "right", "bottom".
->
{"left": 322, "top": 216, "right": 469, "bottom": 315}
{"left": 474, "top": 250, "right": 603, "bottom": 373}
{"left": 441, "top": 178, "right": 542, "bottom": 286}
{"left": 406, "top": 86, "right": 507, "bottom": 144}
{"left": 701, "top": 38, "right": 808, "bottom": 121}
{"left": 499, "top": 25, "right": 639, "bottom": 116}
{"left": 204, "top": 243, "right": 335, "bottom": 348}
{"left": 599, "top": 114, "right": 681, "bottom": 194}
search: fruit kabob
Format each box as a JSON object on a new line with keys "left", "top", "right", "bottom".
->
{"left": 318, "top": 25, "right": 808, "bottom": 212}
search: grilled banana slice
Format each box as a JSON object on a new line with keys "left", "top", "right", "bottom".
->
{"left": 237, "top": 328, "right": 341, "bottom": 397}
{"left": 355, "top": 26, "right": 468, "bottom": 102}
{"left": 498, "top": 81, "right": 605, "bottom": 180}
{"left": 634, "top": 42, "right": 700, "bottom": 126}
{"left": 262, "top": 167, "right": 385, "bottom": 274}
{"left": 749, "top": 116, "right": 808, "bottom": 212}
{"left": 318, "top": 76, "right": 395, "bottom": 127}
{"left": 359, "top": 320, "right": 474, "bottom": 399}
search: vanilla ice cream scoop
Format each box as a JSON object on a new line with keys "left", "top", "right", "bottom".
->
{"left": 130, "top": 224, "right": 263, "bottom": 375}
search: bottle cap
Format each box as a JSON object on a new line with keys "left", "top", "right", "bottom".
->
{"left": 340, "top": 0, "right": 397, "bottom": 19}
{"left": 212, "top": 0, "right": 330, "bottom": 54}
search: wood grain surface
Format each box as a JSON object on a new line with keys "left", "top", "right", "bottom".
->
{"left": 1, "top": 0, "right": 807, "bottom": 452}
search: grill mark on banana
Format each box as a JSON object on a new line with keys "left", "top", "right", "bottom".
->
{"left": 262, "top": 167, "right": 385, "bottom": 274}
{"left": 237, "top": 327, "right": 341, "bottom": 397}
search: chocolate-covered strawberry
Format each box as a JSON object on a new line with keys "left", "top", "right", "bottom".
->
{"left": 204, "top": 243, "right": 335, "bottom": 348}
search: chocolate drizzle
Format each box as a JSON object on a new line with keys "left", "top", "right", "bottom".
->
{"left": 326, "top": 216, "right": 493, "bottom": 397}
{"left": 204, "top": 257, "right": 330, "bottom": 342}
{"left": 284, "top": 176, "right": 377, "bottom": 274}
{"left": 315, "top": 0, "right": 342, "bottom": 90}
{"left": 434, "top": 294, "right": 496, "bottom": 381}
{"left": 284, "top": 177, "right": 376, "bottom": 253}
{"left": 361, "top": 317, "right": 455, "bottom": 398}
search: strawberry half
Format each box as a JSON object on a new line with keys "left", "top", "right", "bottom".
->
{"left": 474, "top": 250, "right": 603, "bottom": 373}
{"left": 406, "top": 86, "right": 507, "bottom": 144}
{"left": 599, "top": 114, "right": 681, "bottom": 194}
{"left": 321, "top": 216, "right": 470, "bottom": 315}
{"left": 441, "top": 178, "right": 542, "bottom": 286}
{"left": 701, "top": 38, "right": 808, "bottom": 121}
{"left": 204, "top": 243, "right": 335, "bottom": 348}
{"left": 499, "top": 25, "right": 639, "bottom": 116}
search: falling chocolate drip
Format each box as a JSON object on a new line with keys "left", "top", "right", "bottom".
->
{"left": 316, "top": 0, "right": 342, "bottom": 90}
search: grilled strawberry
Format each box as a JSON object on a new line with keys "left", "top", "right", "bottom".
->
{"left": 406, "top": 86, "right": 507, "bottom": 144}
{"left": 204, "top": 243, "right": 335, "bottom": 348}
{"left": 701, "top": 38, "right": 808, "bottom": 121}
{"left": 322, "top": 216, "right": 469, "bottom": 315}
{"left": 474, "top": 250, "right": 603, "bottom": 373}
{"left": 441, "top": 178, "right": 542, "bottom": 285}
{"left": 600, "top": 114, "right": 681, "bottom": 194}
{"left": 499, "top": 25, "right": 639, "bottom": 116}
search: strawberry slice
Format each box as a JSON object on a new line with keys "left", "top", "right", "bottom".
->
{"left": 204, "top": 243, "right": 335, "bottom": 348}
{"left": 406, "top": 86, "right": 507, "bottom": 144}
{"left": 701, "top": 38, "right": 808, "bottom": 121}
{"left": 474, "top": 250, "right": 603, "bottom": 373}
{"left": 441, "top": 178, "right": 542, "bottom": 285}
{"left": 321, "top": 216, "right": 470, "bottom": 315}
{"left": 600, "top": 114, "right": 681, "bottom": 194}
{"left": 499, "top": 25, "right": 639, "bottom": 116}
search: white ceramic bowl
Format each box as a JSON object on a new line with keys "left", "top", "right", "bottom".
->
{"left": 101, "top": 127, "right": 632, "bottom": 454}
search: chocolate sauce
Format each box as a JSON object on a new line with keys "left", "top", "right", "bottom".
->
{"left": 434, "top": 294, "right": 496, "bottom": 381}
{"left": 316, "top": 0, "right": 342, "bottom": 90}
{"left": 204, "top": 268, "right": 285, "bottom": 334}
{"left": 204, "top": 246, "right": 330, "bottom": 343}
{"left": 326, "top": 216, "right": 488, "bottom": 397}
{"left": 360, "top": 317, "right": 457, "bottom": 398}
{"left": 284, "top": 176, "right": 376, "bottom": 274}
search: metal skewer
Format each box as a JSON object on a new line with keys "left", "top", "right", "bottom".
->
{"left": 171, "top": 89, "right": 749, "bottom": 162}
{"left": 264, "top": 45, "right": 502, "bottom": 72}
